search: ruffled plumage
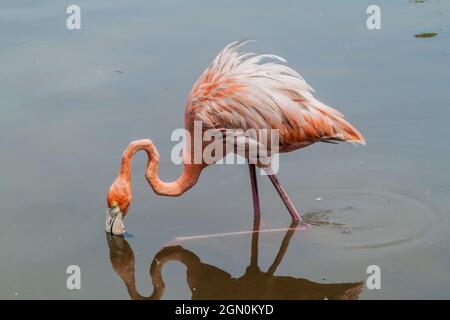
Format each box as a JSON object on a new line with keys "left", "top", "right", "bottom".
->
{"left": 186, "top": 41, "right": 365, "bottom": 152}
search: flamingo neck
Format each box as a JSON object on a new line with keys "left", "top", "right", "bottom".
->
{"left": 118, "top": 139, "right": 202, "bottom": 197}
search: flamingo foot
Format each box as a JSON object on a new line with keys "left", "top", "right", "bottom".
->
{"left": 295, "top": 222, "right": 312, "bottom": 231}
{"left": 290, "top": 218, "right": 312, "bottom": 231}
{"left": 106, "top": 206, "right": 125, "bottom": 235}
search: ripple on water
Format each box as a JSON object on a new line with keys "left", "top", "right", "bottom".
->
{"left": 302, "top": 189, "right": 436, "bottom": 249}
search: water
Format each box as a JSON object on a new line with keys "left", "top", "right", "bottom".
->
{"left": 1, "top": 0, "right": 449, "bottom": 299}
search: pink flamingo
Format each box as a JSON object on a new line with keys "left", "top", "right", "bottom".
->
{"left": 106, "top": 41, "right": 365, "bottom": 235}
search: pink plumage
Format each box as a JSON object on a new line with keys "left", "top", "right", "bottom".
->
{"left": 186, "top": 41, "right": 366, "bottom": 153}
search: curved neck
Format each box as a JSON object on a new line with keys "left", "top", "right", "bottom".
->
{"left": 118, "top": 139, "right": 202, "bottom": 197}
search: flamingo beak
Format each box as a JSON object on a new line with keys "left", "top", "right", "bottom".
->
{"left": 106, "top": 201, "right": 125, "bottom": 235}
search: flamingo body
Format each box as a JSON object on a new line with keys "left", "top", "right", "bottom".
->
{"left": 186, "top": 41, "right": 365, "bottom": 153}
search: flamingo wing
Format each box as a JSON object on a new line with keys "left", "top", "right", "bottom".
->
{"left": 185, "top": 41, "right": 365, "bottom": 151}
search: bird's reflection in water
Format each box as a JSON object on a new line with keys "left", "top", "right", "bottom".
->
{"left": 106, "top": 216, "right": 364, "bottom": 300}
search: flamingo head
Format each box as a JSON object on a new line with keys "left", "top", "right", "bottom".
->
{"left": 106, "top": 179, "right": 132, "bottom": 236}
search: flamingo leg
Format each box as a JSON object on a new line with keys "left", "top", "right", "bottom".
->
{"left": 267, "top": 173, "right": 302, "bottom": 221}
{"left": 248, "top": 164, "right": 261, "bottom": 217}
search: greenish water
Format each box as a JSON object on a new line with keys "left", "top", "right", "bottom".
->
{"left": 0, "top": 0, "right": 449, "bottom": 299}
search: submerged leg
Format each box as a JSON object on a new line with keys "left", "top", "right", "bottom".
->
{"left": 248, "top": 164, "right": 261, "bottom": 217}
{"left": 266, "top": 172, "right": 302, "bottom": 221}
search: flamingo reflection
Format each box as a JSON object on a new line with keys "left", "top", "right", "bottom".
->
{"left": 106, "top": 217, "right": 363, "bottom": 300}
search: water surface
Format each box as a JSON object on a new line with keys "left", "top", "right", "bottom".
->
{"left": 0, "top": 0, "right": 449, "bottom": 299}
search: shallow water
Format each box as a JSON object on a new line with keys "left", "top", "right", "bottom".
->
{"left": 1, "top": 1, "right": 449, "bottom": 299}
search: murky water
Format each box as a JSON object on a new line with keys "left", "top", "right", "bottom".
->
{"left": 1, "top": 1, "right": 449, "bottom": 299}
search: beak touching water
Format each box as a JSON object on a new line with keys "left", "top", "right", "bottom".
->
{"left": 106, "top": 201, "right": 126, "bottom": 235}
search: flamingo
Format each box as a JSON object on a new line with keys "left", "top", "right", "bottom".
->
{"left": 106, "top": 41, "right": 366, "bottom": 235}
